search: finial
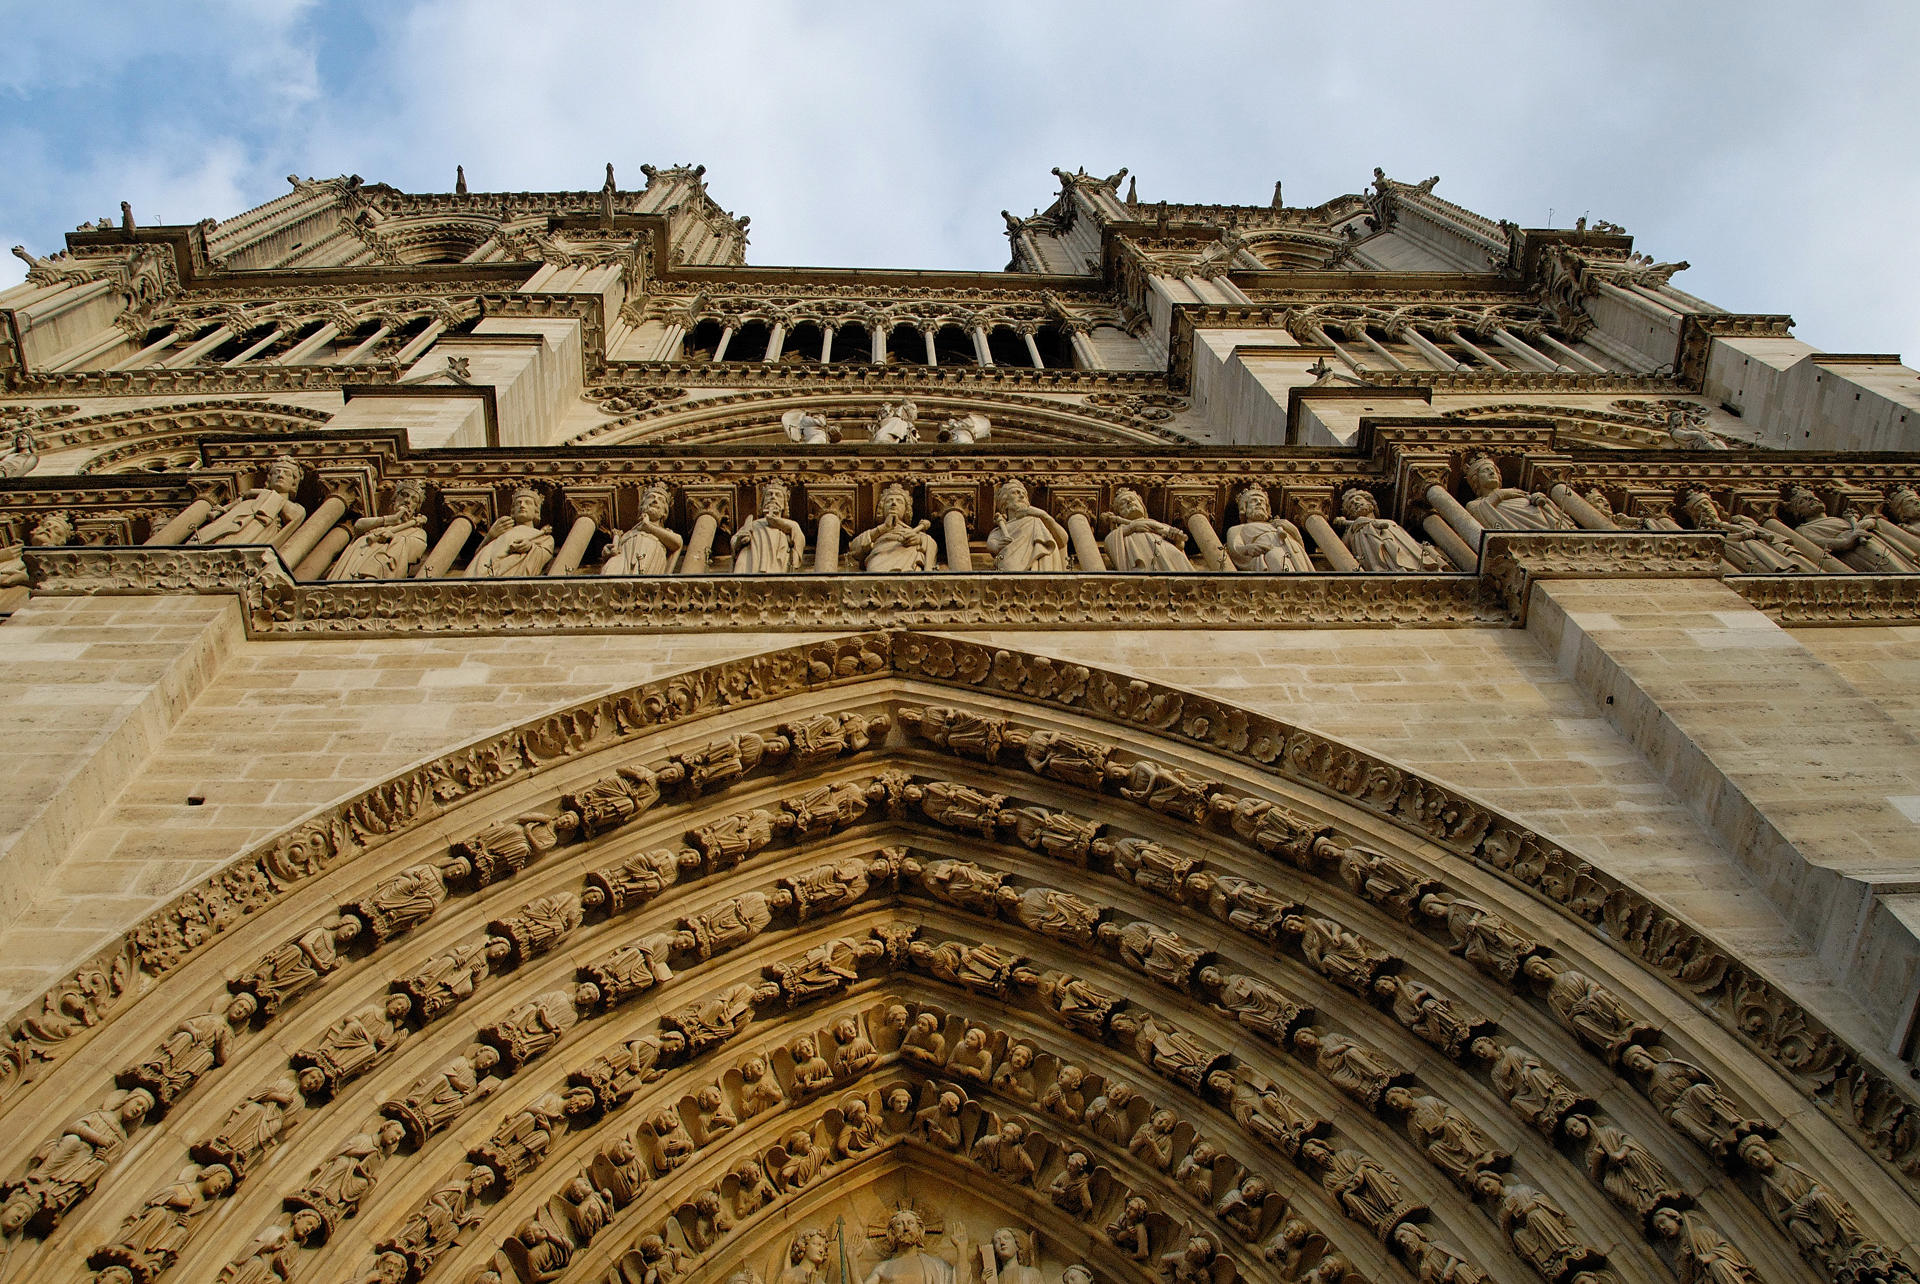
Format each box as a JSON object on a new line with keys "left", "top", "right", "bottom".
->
{"left": 1271, "top": 180, "right": 1283, "bottom": 209}
{"left": 119, "top": 201, "right": 135, "bottom": 233}
{"left": 603, "top": 162, "right": 615, "bottom": 192}
{"left": 1125, "top": 175, "right": 1137, "bottom": 205}
{"left": 455, "top": 165, "right": 467, "bottom": 195}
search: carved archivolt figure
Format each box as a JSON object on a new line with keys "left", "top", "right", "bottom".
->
{"left": 974, "top": 1117, "right": 1040, "bottom": 1184}
{"left": 1622, "top": 1046, "right": 1767, "bottom": 1159}
{"left": 1389, "top": 1090, "right": 1507, "bottom": 1192}
{"left": 731, "top": 479, "right": 807, "bottom": 573}
{"left": 121, "top": 1011, "right": 233, "bottom": 1109}
{"left": 602, "top": 482, "right": 684, "bottom": 574}
{"left": 1495, "top": 1183, "right": 1601, "bottom": 1281}
{"left": 464, "top": 486, "right": 554, "bottom": 576}
{"left": 1, "top": 1088, "right": 152, "bottom": 1233}
{"left": 1049, "top": 1149, "right": 1096, "bottom": 1217}
{"left": 915, "top": 1089, "right": 966, "bottom": 1150}
{"left": 937, "top": 412, "right": 991, "bottom": 444}
{"left": 87, "top": 1162, "right": 233, "bottom": 1282}
{"left": 345, "top": 861, "right": 453, "bottom": 944}
{"left": 286, "top": 1122, "right": 403, "bottom": 1244}
{"left": 1461, "top": 456, "right": 1574, "bottom": 531}
{"left": 739, "top": 1056, "right": 785, "bottom": 1116}
{"left": 291, "top": 995, "right": 411, "bottom": 1097}
{"left": 1678, "top": 489, "right": 1817, "bottom": 572}
{"left": 870, "top": 401, "right": 920, "bottom": 444}
{"left": 228, "top": 917, "right": 361, "bottom": 1019}
{"left": 849, "top": 482, "right": 939, "bottom": 572}
{"left": 1562, "top": 1114, "right": 1683, "bottom": 1220}
{"left": 1650, "top": 1208, "right": 1763, "bottom": 1284}
{"left": 946, "top": 1025, "right": 996, "bottom": 1082}
{"left": 988, "top": 479, "right": 1070, "bottom": 571}
{"left": 1294, "top": 1028, "right": 1405, "bottom": 1108}
{"left": 1106, "top": 1195, "right": 1152, "bottom": 1259}
{"left": 383, "top": 1048, "right": 500, "bottom": 1145}
{"left": 1335, "top": 489, "right": 1431, "bottom": 572}
{"left": 190, "top": 455, "right": 305, "bottom": 546}
{"left": 1225, "top": 485, "right": 1310, "bottom": 572}
{"left": 396, "top": 942, "right": 492, "bottom": 1023}
{"left": 327, "top": 478, "right": 430, "bottom": 580}
{"left": 1013, "top": 887, "right": 1102, "bottom": 947}
{"left": 1485, "top": 1041, "right": 1589, "bottom": 1136}
{"left": 1779, "top": 483, "right": 1918, "bottom": 571}
{"left": 1523, "top": 956, "right": 1653, "bottom": 1063}
{"left": 837, "top": 1096, "right": 881, "bottom": 1155}
{"left": 1202, "top": 968, "right": 1306, "bottom": 1041}
{"left": 1103, "top": 487, "right": 1193, "bottom": 572}
{"left": 457, "top": 810, "right": 580, "bottom": 888}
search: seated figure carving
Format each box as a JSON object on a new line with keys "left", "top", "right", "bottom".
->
{"left": 465, "top": 487, "right": 554, "bottom": 577}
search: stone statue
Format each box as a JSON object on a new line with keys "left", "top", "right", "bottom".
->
{"left": 1102, "top": 487, "right": 1193, "bottom": 572}
{"left": 870, "top": 401, "right": 920, "bottom": 444}
{"left": 937, "top": 413, "right": 991, "bottom": 444}
{"left": 684, "top": 891, "right": 775, "bottom": 958}
{"left": 87, "top": 1162, "right": 233, "bottom": 1282}
{"left": 395, "top": 942, "right": 493, "bottom": 1023}
{"left": 1294, "top": 1028, "right": 1406, "bottom": 1108}
{"left": 291, "top": 995, "right": 411, "bottom": 1097}
{"left": 973, "top": 1117, "right": 1040, "bottom": 1184}
{"left": 120, "top": 1011, "right": 233, "bottom": 1109}
{"left": 1104, "top": 919, "right": 1205, "bottom": 986}
{"left": 1485, "top": 1041, "right": 1589, "bottom": 1136}
{"left": 739, "top": 1055, "right": 785, "bottom": 1116}
{"left": 910, "top": 938, "right": 1037, "bottom": 996}
{"left": 1740, "top": 1138, "right": 1873, "bottom": 1276}
{"left": 731, "top": 479, "right": 807, "bottom": 573}
{"left": 1306, "top": 1143, "right": 1423, "bottom": 1240}
{"left": 1010, "top": 886, "right": 1102, "bottom": 947}
{"left": 1118, "top": 1013, "right": 1226, "bottom": 1090}
{"left": 837, "top": 1096, "right": 881, "bottom": 1155}
{"left": 1049, "top": 1150, "right": 1096, "bottom": 1217}
{"left": 915, "top": 1089, "right": 966, "bottom": 1150}
{"left": 779, "top": 857, "right": 876, "bottom": 919}
{"left": 221, "top": 1225, "right": 293, "bottom": 1284}
{"left": 901, "top": 1011, "right": 948, "bottom": 1065}
{"left": 983, "top": 1226, "right": 1041, "bottom": 1284}
{"left": 1391, "top": 1226, "right": 1492, "bottom": 1284}
{"left": 1041, "top": 1064, "right": 1087, "bottom": 1123}
{"left": 568, "top": 764, "right": 672, "bottom": 837}
{"left": 1106, "top": 1196, "right": 1152, "bottom": 1259}
{"left": 946, "top": 1025, "right": 996, "bottom": 1082}
{"left": 1225, "top": 486, "right": 1310, "bottom": 572}
{"left": 328, "top": 478, "right": 430, "bottom": 580}
{"left": 465, "top": 486, "right": 555, "bottom": 576}
{"left": 832, "top": 1015, "right": 879, "bottom": 1076}
{"left": 1335, "top": 489, "right": 1431, "bottom": 571}
{"left": 780, "top": 1228, "right": 832, "bottom": 1284}
{"left": 1086, "top": 1082, "right": 1136, "bottom": 1145}
{"left": 849, "top": 482, "right": 939, "bottom": 572}
{"left": 1286, "top": 914, "right": 1389, "bottom": 993}
{"left": 190, "top": 455, "right": 305, "bottom": 545}
{"left": 228, "top": 917, "right": 361, "bottom": 1018}
{"left": 1, "top": 1088, "right": 153, "bottom": 1233}
{"left": 488, "top": 892, "right": 583, "bottom": 967}
{"left": 664, "top": 981, "right": 775, "bottom": 1053}
{"left": 582, "top": 930, "right": 690, "bottom": 1005}
{"left": 1038, "top": 971, "right": 1125, "bottom": 1035}
{"left": 382, "top": 1048, "right": 500, "bottom": 1145}
{"left": 1495, "top": 1183, "right": 1601, "bottom": 1281}
{"left": 344, "top": 860, "right": 454, "bottom": 943}
{"left": 1461, "top": 456, "right": 1574, "bottom": 530}
{"left": 1779, "top": 483, "right": 1919, "bottom": 571}
{"left": 1389, "top": 1090, "right": 1507, "bottom": 1192}
{"left": 583, "top": 847, "right": 700, "bottom": 914}
{"left": 1201, "top": 875, "right": 1293, "bottom": 938}
{"left": 1223, "top": 1074, "right": 1326, "bottom": 1158}
{"left": 1422, "top": 894, "right": 1537, "bottom": 982}
{"left": 789, "top": 1035, "right": 833, "bottom": 1093}
{"left": 1025, "top": 730, "right": 1111, "bottom": 788}
{"left": 1678, "top": 490, "right": 1817, "bottom": 572}
{"left": 987, "top": 479, "right": 1070, "bottom": 571}
{"left": 1004, "top": 805, "right": 1099, "bottom": 861}
{"left": 1176, "top": 1142, "right": 1219, "bottom": 1202}
{"left": 1649, "top": 1208, "right": 1763, "bottom": 1284}
{"left": 481, "top": 987, "right": 588, "bottom": 1071}
{"left": 1562, "top": 1114, "right": 1683, "bottom": 1220}
{"left": 1128, "top": 1108, "right": 1179, "bottom": 1170}
{"left": 0, "top": 429, "right": 38, "bottom": 480}
{"left": 602, "top": 482, "right": 684, "bottom": 574}
{"left": 1199, "top": 968, "right": 1304, "bottom": 1041}
{"left": 456, "top": 811, "right": 581, "bottom": 888}
{"left": 1376, "top": 975, "right": 1485, "bottom": 1060}
{"left": 991, "top": 1042, "right": 1038, "bottom": 1100}
{"left": 1621, "top": 1047, "right": 1767, "bottom": 1159}
{"left": 286, "top": 1122, "right": 404, "bottom": 1243}
{"left": 782, "top": 409, "right": 837, "bottom": 445}
{"left": 1522, "top": 956, "right": 1653, "bottom": 1063}
{"left": 862, "top": 1209, "right": 956, "bottom": 1284}
{"left": 1216, "top": 1174, "right": 1272, "bottom": 1239}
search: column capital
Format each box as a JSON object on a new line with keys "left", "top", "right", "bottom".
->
{"left": 1284, "top": 487, "right": 1337, "bottom": 523}
{"left": 924, "top": 484, "right": 978, "bottom": 525}
{"left": 680, "top": 484, "right": 735, "bottom": 526}
{"left": 1048, "top": 486, "right": 1102, "bottom": 522}
{"left": 1164, "top": 484, "right": 1220, "bottom": 525}
{"left": 806, "top": 483, "right": 857, "bottom": 523}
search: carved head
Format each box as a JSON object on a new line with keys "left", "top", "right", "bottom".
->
{"left": 119, "top": 1089, "right": 156, "bottom": 1126}
{"left": 785, "top": 1127, "right": 813, "bottom": 1153}
{"left": 640, "top": 482, "right": 672, "bottom": 520}
{"left": 1112, "top": 487, "right": 1148, "bottom": 519}
{"left": 1062, "top": 1267, "right": 1094, "bottom": 1284}
{"left": 1678, "top": 489, "right": 1720, "bottom": 526}
{"left": 0, "top": 1194, "right": 32, "bottom": 1235}
{"left": 885, "top": 1086, "right": 915, "bottom": 1114}
{"left": 960, "top": 1027, "right": 986, "bottom": 1051}
{"left": 288, "top": 1208, "right": 325, "bottom": 1244}
{"left": 885, "top": 1209, "right": 927, "bottom": 1250}
{"left": 992, "top": 1228, "right": 1027, "bottom": 1265}
{"left": 843, "top": 1096, "right": 869, "bottom": 1121}
{"left": 390, "top": 478, "right": 426, "bottom": 516}
{"left": 1339, "top": 489, "right": 1378, "bottom": 520}
{"left": 995, "top": 479, "right": 1032, "bottom": 515}
{"left": 936, "top": 1089, "right": 961, "bottom": 1114}
{"left": 878, "top": 482, "right": 913, "bottom": 521}
{"left": 911, "top": 1012, "right": 939, "bottom": 1038}
{"left": 1462, "top": 456, "right": 1502, "bottom": 496}
{"left": 791, "top": 1230, "right": 830, "bottom": 1265}
{"left": 1006, "top": 1043, "right": 1033, "bottom": 1069}
{"left": 832, "top": 1017, "right": 861, "bottom": 1044}
{"left": 199, "top": 1164, "right": 236, "bottom": 1198}
{"left": 297, "top": 1066, "right": 327, "bottom": 1096}
{"left": 792, "top": 1035, "right": 817, "bottom": 1060}
{"left": 1582, "top": 487, "right": 1617, "bottom": 517}
{"left": 1780, "top": 483, "right": 1825, "bottom": 520}
{"left": 1150, "top": 1108, "right": 1176, "bottom": 1133}
{"left": 1056, "top": 1064, "right": 1083, "bottom": 1089}
{"left": 742, "top": 1056, "right": 769, "bottom": 1081}
{"left": 510, "top": 487, "right": 544, "bottom": 525}
{"left": 1887, "top": 485, "right": 1920, "bottom": 523}
{"left": 696, "top": 1085, "right": 723, "bottom": 1110}
{"left": 1107, "top": 1082, "right": 1134, "bottom": 1106}
{"left": 1241, "top": 1176, "right": 1269, "bottom": 1202}
{"left": 378, "top": 1119, "right": 406, "bottom": 1152}
{"left": 28, "top": 510, "right": 73, "bottom": 546}
{"left": 1235, "top": 486, "right": 1271, "bottom": 522}
{"left": 759, "top": 480, "right": 791, "bottom": 518}
{"left": 896, "top": 399, "right": 917, "bottom": 422}
{"left": 265, "top": 455, "right": 303, "bottom": 496}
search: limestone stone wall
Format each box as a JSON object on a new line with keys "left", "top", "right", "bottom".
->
{"left": 3, "top": 592, "right": 1909, "bottom": 1072}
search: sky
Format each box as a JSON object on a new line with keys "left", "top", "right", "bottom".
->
{"left": 0, "top": 1, "right": 1916, "bottom": 362}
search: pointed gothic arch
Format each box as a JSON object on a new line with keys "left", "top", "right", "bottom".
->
{"left": 0, "top": 633, "right": 1912, "bottom": 1284}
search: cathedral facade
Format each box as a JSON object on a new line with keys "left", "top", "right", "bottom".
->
{"left": 0, "top": 163, "right": 1915, "bottom": 1283}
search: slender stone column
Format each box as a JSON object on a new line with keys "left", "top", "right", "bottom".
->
{"left": 145, "top": 500, "right": 215, "bottom": 546}
{"left": 1401, "top": 326, "right": 1466, "bottom": 372}
{"left": 1763, "top": 516, "right": 1852, "bottom": 573}
{"left": 972, "top": 327, "right": 993, "bottom": 366}
{"left": 922, "top": 328, "right": 938, "bottom": 366}
{"left": 655, "top": 322, "right": 687, "bottom": 362}
{"left": 1299, "top": 512, "right": 1357, "bottom": 570}
{"left": 162, "top": 325, "right": 234, "bottom": 368}
{"left": 818, "top": 326, "right": 833, "bottom": 363}
{"left": 110, "top": 327, "right": 184, "bottom": 370}
{"left": 1068, "top": 328, "right": 1100, "bottom": 370}
{"left": 1441, "top": 328, "right": 1508, "bottom": 372}
{"left": 1169, "top": 489, "right": 1229, "bottom": 571}
{"left": 929, "top": 486, "right": 975, "bottom": 572}
{"left": 339, "top": 323, "right": 393, "bottom": 365}
{"left": 223, "top": 325, "right": 286, "bottom": 366}
{"left": 1303, "top": 323, "right": 1365, "bottom": 374}
{"left": 1492, "top": 326, "right": 1567, "bottom": 372}
{"left": 678, "top": 488, "right": 733, "bottom": 574}
{"left": 710, "top": 326, "right": 736, "bottom": 362}
{"left": 1424, "top": 482, "right": 1485, "bottom": 551}
{"left": 1352, "top": 328, "right": 1409, "bottom": 371}
{"left": 870, "top": 324, "right": 887, "bottom": 364}
{"left": 1535, "top": 330, "right": 1608, "bottom": 374}
{"left": 548, "top": 516, "right": 598, "bottom": 575}
{"left": 807, "top": 485, "right": 855, "bottom": 573}
{"left": 293, "top": 525, "right": 352, "bottom": 580}
{"left": 1549, "top": 483, "right": 1617, "bottom": 530}
{"left": 1064, "top": 513, "right": 1103, "bottom": 570}
{"left": 275, "top": 321, "right": 341, "bottom": 365}
{"left": 1022, "top": 330, "right": 1044, "bottom": 369}
{"left": 764, "top": 323, "right": 786, "bottom": 363}
{"left": 390, "top": 318, "right": 447, "bottom": 367}
{"left": 279, "top": 496, "right": 348, "bottom": 568}
{"left": 417, "top": 516, "right": 474, "bottom": 578}
{"left": 1422, "top": 514, "right": 1477, "bottom": 569}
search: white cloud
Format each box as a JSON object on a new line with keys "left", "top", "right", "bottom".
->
{"left": 1, "top": 0, "right": 1916, "bottom": 362}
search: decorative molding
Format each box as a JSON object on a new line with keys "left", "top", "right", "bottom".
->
{"left": 1477, "top": 531, "right": 1727, "bottom": 620}
{"left": 1730, "top": 573, "right": 1920, "bottom": 624}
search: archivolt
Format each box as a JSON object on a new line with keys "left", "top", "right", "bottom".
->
{"left": 0, "top": 634, "right": 1912, "bottom": 1284}
{"left": 568, "top": 390, "right": 1191, "bottom": 449}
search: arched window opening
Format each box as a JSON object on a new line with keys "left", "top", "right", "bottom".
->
{"left": 204, "top": 321, "right": 277, "bottom": 365}
{"left": 783, "top": 322, "right": 824, "bottom": 363}
{"left": 987, "top": 326, "right": 1033, "bottom": 367}
{"left": 830, "top": 323, "right": 872, "bottom": 364}
{"left": 725, "top": 321, "right": 772, "bottom": 363}
{"left": 1032, "top": 323, "right": 1077, "bottom": 369}
{"left": 933, "top": 324, "right": 977, "bottom": 366}
{"left": 885, "top": 324, "right": 927, "bottom": 365}
{"left": 683, "top": 320, "right": 725, "bottom": 361}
